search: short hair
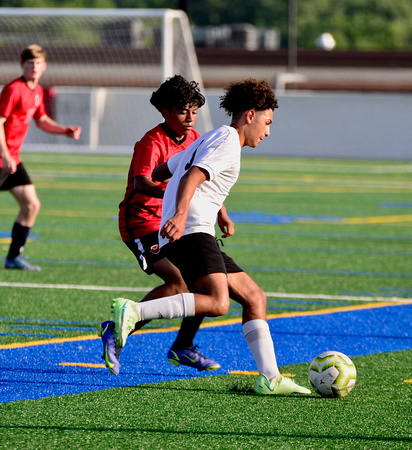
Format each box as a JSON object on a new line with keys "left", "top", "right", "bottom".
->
{"left": 20, "top": 44, "right": 46, "bottom": 62}
{"left": 219, "top": 77, "right": 278, "bottom": 118}
{"left": 150, "top": 75, "right": 205, "bottom": 112}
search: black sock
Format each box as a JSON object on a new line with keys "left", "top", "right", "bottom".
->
{"left": 7, "top": 222, "right": 30, "bottom": 260}
{"left": 172, "top": 315, "right": 205, "bottom": 350}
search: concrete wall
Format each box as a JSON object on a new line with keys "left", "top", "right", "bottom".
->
{"left": 208, "top": 90, "right": 412, "bottom": 160}
{"left": 23, "top": 87, "right": 412, "bottom": 160}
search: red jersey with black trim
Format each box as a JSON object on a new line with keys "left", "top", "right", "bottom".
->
{"left": 0, "top": 77, "right": 46, "bottom": 168}
{"left": 118, "top": 124, "right": 201, "bottom": 242}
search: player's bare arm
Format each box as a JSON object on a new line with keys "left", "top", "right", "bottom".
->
{"left": 36, "top": 115, "right": 81, "bottom": 139}
{"left": 134, "top": 175, "right": 165, "bottom": 199}
{"left": 0, "top": 116, "right": 16, "bottom": 174}
{"left": 152, "top": 161, "right": 172, "bottom": 183}
{"left": 217, "top": 204, "right": 235, "bottom": 238}
{"left": 160, "top": 166, "right": 207, "bottom": 243}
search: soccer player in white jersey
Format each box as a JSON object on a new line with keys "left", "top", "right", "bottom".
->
{"left": 111, "top": 78, "right": 311, "bottom": 395}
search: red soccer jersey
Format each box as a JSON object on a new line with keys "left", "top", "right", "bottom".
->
{"left": 0, "top": 77, "right": 46, "bottom": 168}
{"left": 118, "top": 124, "right": 201, "bottom": 242}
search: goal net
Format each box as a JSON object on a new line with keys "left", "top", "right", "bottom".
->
{"left": 0, "top": 8, "right": 212, "bottom": 153}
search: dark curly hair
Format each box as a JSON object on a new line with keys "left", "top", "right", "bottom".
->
{"left": 150, "top": 75, "right": 205, "bottom": 112}
{"left": 219, "top": 77, "right": 278, "bottom": 118}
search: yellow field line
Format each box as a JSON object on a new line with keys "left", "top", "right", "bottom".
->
{"left": 341, "top": 215, "right": 412, "bottom": 224}
{"left": 59, "top": 362, "right": 106, "bottom": 368}
{"left": 230, "top": 370, "right": 295, "bottom": 377}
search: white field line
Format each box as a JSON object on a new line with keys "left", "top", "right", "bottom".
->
{"left": 1, "top": 282, "right": 411, "bottom": 303}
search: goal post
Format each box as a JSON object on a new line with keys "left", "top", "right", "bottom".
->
{"left": 0, "top": 8, "right": 213, "bottom": 153}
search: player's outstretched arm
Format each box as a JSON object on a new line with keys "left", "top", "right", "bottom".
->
{"left": 36, "top": 115, "right": 81, "bottom": 139}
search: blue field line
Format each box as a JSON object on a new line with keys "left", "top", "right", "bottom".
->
{"left": 32, "top": 171, "right": 125, "bottom": 180}
{"left": 342, "top": 290, "right": 412, "bottom": 298}
{"left": 0, "top": 231, "right": 40, "bottom": 239}
{"left": 380, "top": 202, "right": 412, "bottom": 208}
{"left": 267, "top": 298, "right": 350, "bottom": 306}
{"left": 3, "top": 223, "right": 412, "bottom": 241}
{"left": 32, "top": 238, "right": 122, "bottom": 246}
{"left": 10, "top": 325, "right": 96, "bottom": 331}
{"left": 0, "top": 303, "right": 411, "bottom": 404}
{"left": 0, "top": 318, "right": 100, "bottom": 326}
{"left": 380, "top": 287, "right": 412, "bottom": 293}
{"left": 243, "top": 266, "right": 412, "bottom": 278}
{"left": 228, "top": 212, "right": 343, "bottom": 225}
{"left": 29, "top": 258, "right": 136, "bottom": 267}
{"left": 229, "top": 304, "right": 307, "bottom": 311}
{"left": 227, "top": 244, "right": 412, "bottom": 257}
{"left": 0, "top": 333, "right": 58, "bottom": 338}
{"left": 237, "top": 229, "right": 412, "bottom": 241}
{"left": 14, "top": 258, "right": 412, "bottom": 278}
{"left": 9, "top": 234, "right": 412, "bottom": 257}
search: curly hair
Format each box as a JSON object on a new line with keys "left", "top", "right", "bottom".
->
{"left": 219, "top": 77, "right": 278, "bottom": 117}
{"left": 150, "top": 75, "right": 205, "bottom": 112}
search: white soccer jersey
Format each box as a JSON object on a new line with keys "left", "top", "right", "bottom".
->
{"left": 159, "top": 125, "right": 241, "bottom": 248}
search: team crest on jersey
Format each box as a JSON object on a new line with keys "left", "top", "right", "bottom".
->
{"left": 150, "top": 244, "right": 160, "bottom": 254}
{"left": 35, "top": 94, "right": 41, "bottom": 106}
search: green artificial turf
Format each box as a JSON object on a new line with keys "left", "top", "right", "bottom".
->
{"left": 1, "top": 351, "right": 411, "bottom": 449}
{"left": 1, "top": 154, "right": 411, "bottom": 343}
{"left": 0, "top": 153, "right": 411, "bottom": 448}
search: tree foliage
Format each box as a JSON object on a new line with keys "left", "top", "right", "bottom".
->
{"left": 1, "top": 0, "right": 412, "bottom": 50}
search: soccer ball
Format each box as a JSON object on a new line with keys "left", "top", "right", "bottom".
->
{"left": 308, "top": 351, "right": 356, "bottom": 398}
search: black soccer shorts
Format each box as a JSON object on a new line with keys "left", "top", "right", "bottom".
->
{"left": 124, "top": 230, "right": 166, "bottom": 275}
{"left": 163, "top": 232, "right": 243, "bottom": 290}
{"left": 0, "top": 163, "right": 32, "bottom": 191}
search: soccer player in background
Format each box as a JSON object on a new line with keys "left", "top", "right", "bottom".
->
{"left": 99, "top": 75, "right": 221, "bottom": 375}
{"left": 0, "top": 44, "right": 81, "bottom": 271}
{"left": 111, "top": 78, "right": 311, "bottom": 395}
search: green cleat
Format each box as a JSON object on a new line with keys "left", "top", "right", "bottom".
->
{"left": 111, "top": 297, "right": 140, "bottom": 348}
{"left": 254, "top": 373, "right": 311, "bottom": 395}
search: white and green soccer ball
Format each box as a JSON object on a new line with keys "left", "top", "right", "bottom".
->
{"left": 308, "top": 351, "right": 357, "bottom": 398}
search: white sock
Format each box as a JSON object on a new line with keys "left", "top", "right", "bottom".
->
{"left": 243, "top": 319, "right": 279, "bottom": 380}
{"left": 136, "top": 293, "right": 195, "bottom": 322}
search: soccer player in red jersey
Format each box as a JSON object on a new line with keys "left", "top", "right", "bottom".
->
{"left": 111, "top": 78, "right": 311, "bottom": 395}
{"left": 0, "top": 44, "right": 81, "bottom": 271}
{"left": 100, "top": 75, "right": 221, "bottom": 374}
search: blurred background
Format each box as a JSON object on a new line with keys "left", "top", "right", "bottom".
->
{"left": 0, "top": 0, "right": 411, "bottom": 159}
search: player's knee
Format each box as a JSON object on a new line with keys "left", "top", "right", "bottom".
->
{"left": 212, "top": 294, "right": 230, "bottom": 316}
{"left": 243, "top": 286, "right": 267, "bottom": 308}
{"left": 30, "top": 198, "right": 41, "bottom": 217}
{"left": 255, "top": 287, "right": 267, "bottom": 308}
{"left": 23, "top": 198, "right": 41, "bottom": 218}
{"left": 34, "top": 198, "right": 41, "bottom": 214}
{"left": 168, "top": 280, "right": 188, "bottom": 295}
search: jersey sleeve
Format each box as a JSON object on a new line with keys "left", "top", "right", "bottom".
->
{"left": 132, "top": 139, "right": 162, "bottom": 178}
{"left": 34, "top": 88, "right": 46, "bottom": 120}
{"left": 194, "top": 128, "right": 239, "bottom": 181}
{"left": 0, "top": 84, "right": 18, "bottom": 118}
